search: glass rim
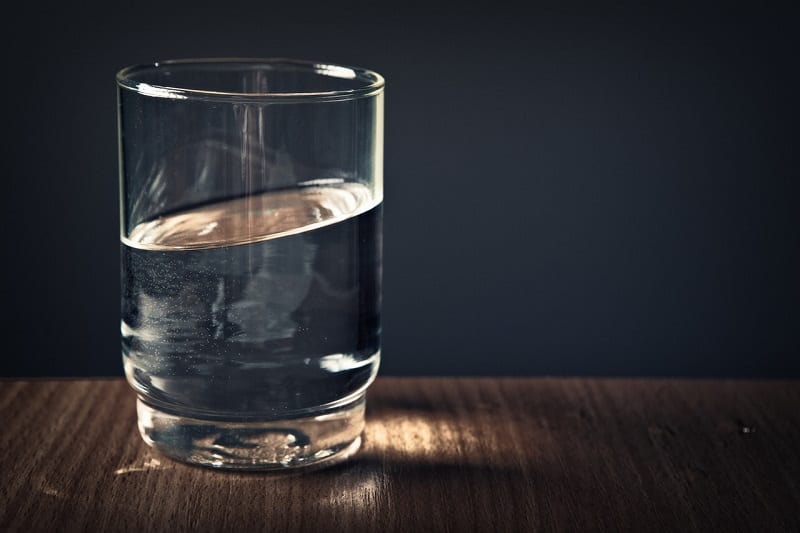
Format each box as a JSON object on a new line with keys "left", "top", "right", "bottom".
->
{"left": 116, "top": 58, "right": 385, "bottom": 103}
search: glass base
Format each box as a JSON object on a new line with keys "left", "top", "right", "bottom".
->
{"left": 136, "top": 395, "right": 365, "bottom": 471}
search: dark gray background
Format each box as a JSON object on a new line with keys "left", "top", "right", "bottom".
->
{"left": 2, "top": 3, "right": 797, "bottom": 377}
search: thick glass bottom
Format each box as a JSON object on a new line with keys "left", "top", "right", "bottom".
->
{"left": 136, "top": 395, "right": 365, "bottom": 471}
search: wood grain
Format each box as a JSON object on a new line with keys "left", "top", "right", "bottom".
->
{"left": 1, "top": 378, "right": 798, "bottom": 532}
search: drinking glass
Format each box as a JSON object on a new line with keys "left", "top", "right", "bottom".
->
{"left": 117, "top": 59, "right": 384, "bottom": 470}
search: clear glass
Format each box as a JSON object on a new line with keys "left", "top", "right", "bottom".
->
{"left": 117, "top": 59, "right": 384, "bottom": 470}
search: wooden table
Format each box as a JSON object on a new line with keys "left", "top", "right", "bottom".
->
{"left": 1, "top": 378, "right": 798, "bottom": 531}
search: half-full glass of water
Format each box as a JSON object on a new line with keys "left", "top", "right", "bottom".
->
{"left": 117, "top": 59, "right": 384, "bottom": 470}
